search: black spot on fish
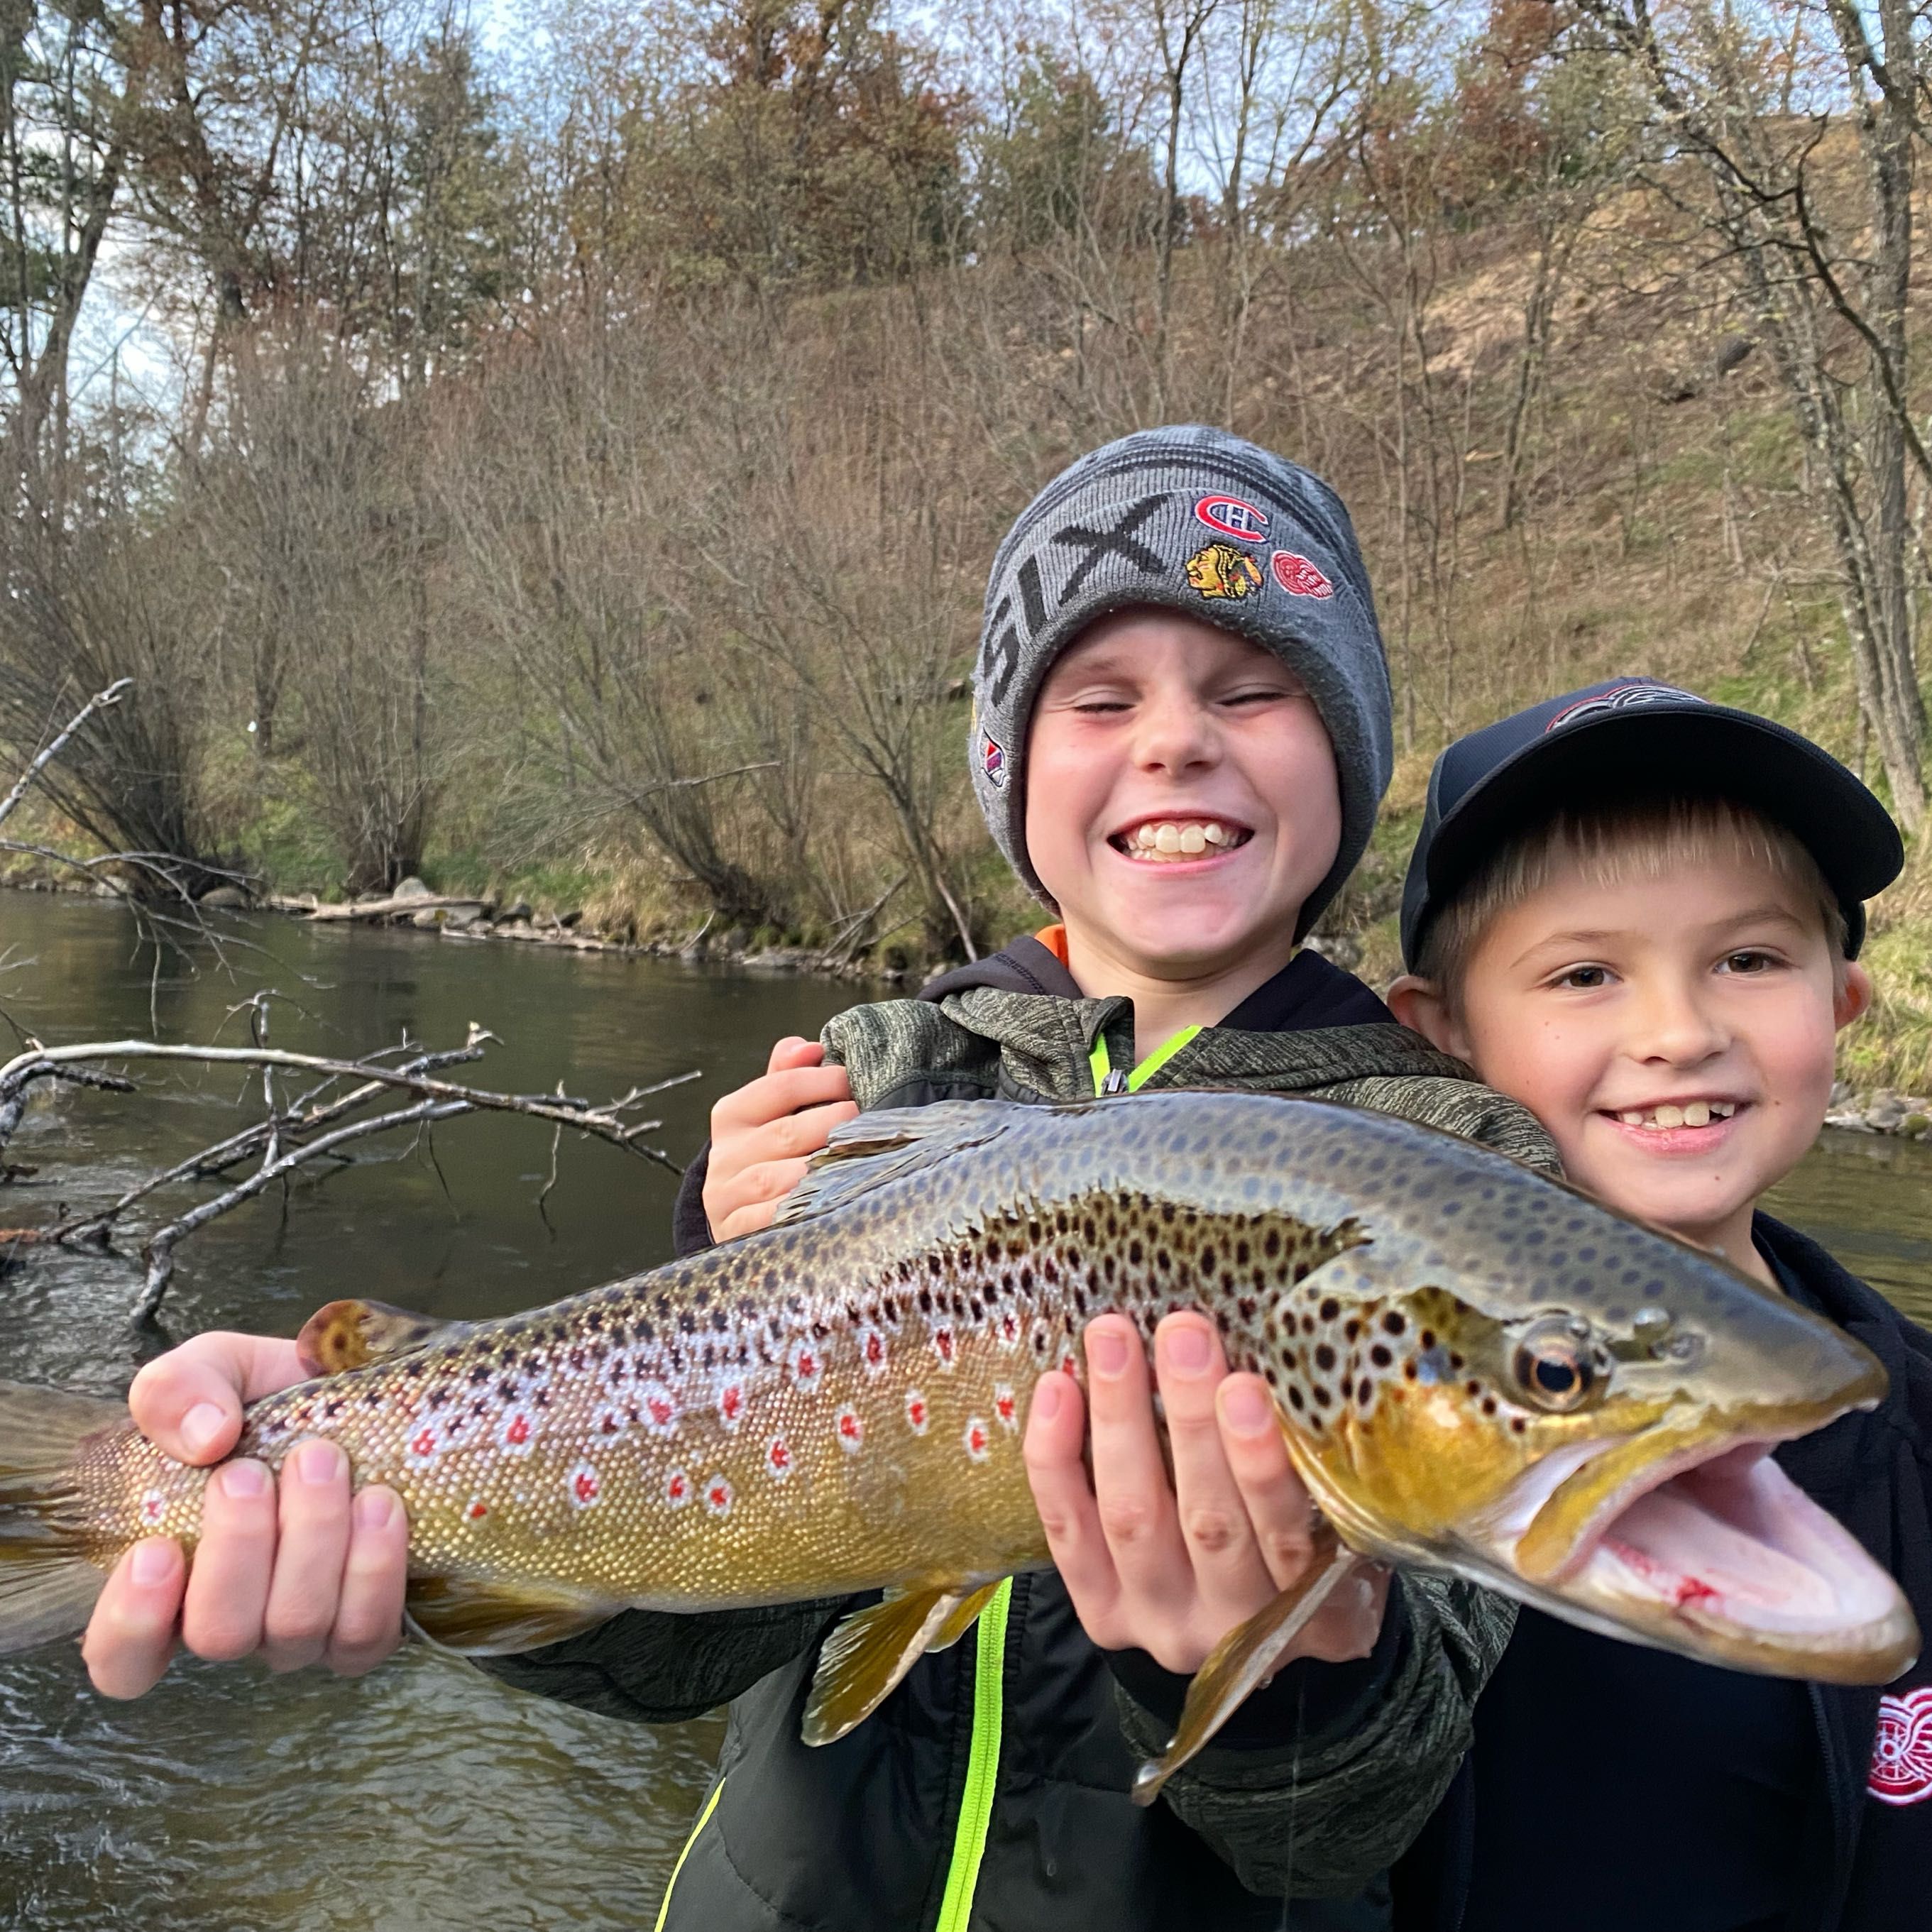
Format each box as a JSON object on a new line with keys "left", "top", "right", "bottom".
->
{"left": 470, "top": 1366, "right": 490, "bottom": 1386}
{"left": 1312, "top": 1385, "right": 1331, "bottom": 1407}
{"left": 1344, "top": 1319, "right": 1361, "bottom": 1342}
{"left": 1288, "top": 1385, "right": 1305, "bottom": 1410}
{"left": 1371, "top": 1344, "right": 1393, "bottom": 1369}
{"left": 1315, "top": 1344, "right": 1337, "bottom": 1372}
{"left": 1319, "top": 1297, "right": 1340, "bottom": 1322}
{"left": 1482, "top": 1397, "right": 1498, "bottom": 1416}
{"left": 679, "top": 1313, "right": 696, "bottom": 1335}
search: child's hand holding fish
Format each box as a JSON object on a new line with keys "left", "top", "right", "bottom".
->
{"left": 79, "top": 1333, "right": 407, "bottom": 1698}
{"left": 1026, "top": 1310, "right": 1385, "bottom": 1674}
{"left": 702, "top": 1036, "right": 860, "bottom": 1241}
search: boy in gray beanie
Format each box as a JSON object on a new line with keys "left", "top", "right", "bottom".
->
{"left": 86, "top": 428, "right": 1539, "bottom": 1932}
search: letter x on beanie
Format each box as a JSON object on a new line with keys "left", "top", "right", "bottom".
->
{"left": 970, "top": 425, "right": 1394, "bottom": 940}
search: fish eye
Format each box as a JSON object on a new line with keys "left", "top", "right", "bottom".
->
{"left": 1512, "top": 1319, "right": 1601, "bottom": 1413}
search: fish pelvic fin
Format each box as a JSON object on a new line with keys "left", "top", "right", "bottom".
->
{"left": 0, "top": 1380, "right": 124, "bottom": 1656}
{"left": 405, "top": 1573, "right": 619, "bottom": 1656}
{"left": 297, "top": 1299, "right": 470, "bottom": 1377}
{"left": 801, "top": 1580, "right": 1003, "bottom": 1745}
{"left": 772, "top": 1103, "right": 1008, "bottom": 1229}
{"left": 1131, "top": 1522, "right": 1364, "bottom": 1808}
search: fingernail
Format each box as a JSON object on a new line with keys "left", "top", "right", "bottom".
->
{"left": 353, "top": 1488, "right": 396, "bottom": 1531}
{"left": 1087, "top": 1327, "right": 1130, "bottom": 1378}
{"left": 1163, "top": 1323, "right": 1212, "bottom": 1375}
{"left": 1221, "top": 1382, "right": 1273, "bottom": 1435}
{"left": 130, "top": 1538, "right": 175, "bottom": 1586}
{"left": 181, "top": 1402, "right": 226, "bottom": 1459}
{"left": 1032, "top": 1378, "right": 1062, "bottom": 1423}
{"left": 218, "top": 1459, "right": 269, "bottom": 1500}
{"left": 294, "top": 1440, "right": 344, "bottom": 1486}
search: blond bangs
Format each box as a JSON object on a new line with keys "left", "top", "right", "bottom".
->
{"left": 1417, "top": 795, "right": 1848, "bottom": 997}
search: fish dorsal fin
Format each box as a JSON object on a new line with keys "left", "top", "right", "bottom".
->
{"left": 801, "top": 1579, "right": 1001, "bottom": 1745}
{"left": 297, "top": 1299, "right": 471, "bottom": 1378}
{"left": 772, "top": 1103, "right": 1010, "bottom": 1229}
{"left": 405, "top": 1572, "right": 619, "bottom": 1655}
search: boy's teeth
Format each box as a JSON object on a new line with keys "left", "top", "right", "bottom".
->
{"left": 1617, "top": 1101, "right": 1737, "bottom": 1131}
{"left": 1127, "top": 820, "right": 1236, "bottom": 859}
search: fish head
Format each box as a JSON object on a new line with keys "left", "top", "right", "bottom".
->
{"left": 1270, "top": 1209, "right": 1916, "bottom": 1686}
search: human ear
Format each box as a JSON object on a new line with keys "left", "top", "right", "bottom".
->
{"left": 1833, "top": 960, "right": 1875, "bottom": 1032}
{"left": 1387, "top": 975, "right": 1471, "bottom": 1060}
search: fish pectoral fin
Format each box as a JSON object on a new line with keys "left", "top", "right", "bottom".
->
{"left": 1131, "top": 1522, "right": 1363, "bottom": 1808}
{"left": 801, "top": 1581, "right": 992, "bottom": 1745}
{"left": 297, "top": 1299, "right": 471, "bottom": 1377}
{"left": 405, "top": 1573, "right": 618, "bottom": 1656}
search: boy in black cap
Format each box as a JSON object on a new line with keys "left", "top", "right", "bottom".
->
{"left": 1387, "top": 679, "right": 1932, "bottom": 1932}
{"left": 84, "top": 428, "right": 1554, "bottom": 1930}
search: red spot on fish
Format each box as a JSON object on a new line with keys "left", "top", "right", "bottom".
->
{"left": 569, "top": 1461, "right": 601, "bottom": 1508}
{"left": 1059, "top": 1348, "right": 1079, "bottom": 1379}
{"left": 595, "top": 1405, "right": 625, "bottom": 1437}
{"left": 860, "top": 1327, "right": 887, "bottom": 1377}
{"left": 466, "top": 1498, "right": 489, "bottom": 1522}
{"left": 139, "top": 1490, "right": 165, "bottom": 1524}
{"left": 997, "top": 1312, "right": 1021, "bottom": 1351}
{"left": 640, "top": 1383, "right": 679, "bottom": 1436}
{"left": 408, "top": 1425, "right": 440, "bottom": 1463}
{"left": 836, "top": 1405, "right": 865, "bottom": 1453}
{"left": 705, "top": 1475, "right": 734, "bottom": 1518}
{"left": 498, "top": 1410, "right": 535, "bottom": 1453}
{"left": 994, "top": 1385, "right": 1017, "bottom": 1430}
{"left": 931, "top": 1324, "right": 957, "bottom": 1371}
{"left": 665, "top": 1468, "right": 691, "bottom": 1509}
{"left": 962, "top": 1418, "right": 989, "bottom": 1461}
{"left": 718, "top": 1383, "right": 745, "bottom": 1431}
{"left": 790, "top": 1342, "right": 823, "bottom": 1391}
{"left": 767, "top": 1434, "right": 793, "bottom": 1482}
{"left": 905, "top": 1390, "right": 929, "bottom": 1435}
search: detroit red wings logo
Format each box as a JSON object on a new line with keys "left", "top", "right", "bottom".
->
{"left": 1869, "top": 1686, "right": 1932, "bottom": 1806}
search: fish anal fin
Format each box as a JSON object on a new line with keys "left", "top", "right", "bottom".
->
{"left": 801, "top": 1580, "right": 989, "bottom": 1745}
{"left": 1131, "top": 1522, "right": 1363, "bottom": 1808}
{"left": 298, "top": 1299, "right": 468, "bottom": 1378}
{"left": 405, "top": 1572, "right": 617, "bottom": 1656}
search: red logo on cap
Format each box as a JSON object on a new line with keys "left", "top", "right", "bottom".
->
{"left": 1195, "top": 495, "right": 1270, "bottom": 541}
{"left": 1870, "top": 1686, "right": 1932, "bottom": 1806}
{"left": 1270, "top": 551, "right": 1333, "bottom": 599}
{"left": 1543, "top": 684, "right": 1700, "bottom": 733}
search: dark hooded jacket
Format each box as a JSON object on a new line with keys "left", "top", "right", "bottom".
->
{"left": 478, "top": 938, "right": 1558, "bottom": 1931}
{"left": 1393, "top": 1214, "right": 1932, "bottom": 1932}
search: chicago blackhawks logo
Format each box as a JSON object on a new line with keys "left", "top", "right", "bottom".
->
{"left": 1869, "top": 1686, "right": 1932, "bottom": 1806}
{"left": 1185, "top": 542, "right": 1263, "bottom": 601}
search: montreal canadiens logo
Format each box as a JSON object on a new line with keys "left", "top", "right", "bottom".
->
{"left": 979, "top": 728, "right": 1008, "bottom": 789}
{"left": 1195, "top": 494, "right": 1270, "bottom": 541}
{"left": 1270, "top": 551, "right": 1333, "bottom": 599}
{"left": 1870, "top": 1686, "right": 1932, "bottom": 1806}
{"left": 1544, "top": 683, "right": 1701, "bottom": 734}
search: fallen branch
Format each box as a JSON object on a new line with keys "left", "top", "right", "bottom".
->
{"left": 0, "top": 678, "right": 133, "bottom": 833}
{"left": 296, "top": 893, "right": 491, "bottom": 923}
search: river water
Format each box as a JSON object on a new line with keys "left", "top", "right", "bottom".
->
{"left": 0, "top": 895, "right": 1924, "bottom": 1930}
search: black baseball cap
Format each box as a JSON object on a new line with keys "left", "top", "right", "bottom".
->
{"left": 1400, "top": 679, "right": 1904, "bottom": 968}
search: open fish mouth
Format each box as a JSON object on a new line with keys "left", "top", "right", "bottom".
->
{"left": 1471, "top": 1435, "right": 1919, "bottom": 1684}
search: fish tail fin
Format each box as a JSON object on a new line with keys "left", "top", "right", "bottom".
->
{"left": 0, "top": 1381, "right": 122, "bottom": 1656}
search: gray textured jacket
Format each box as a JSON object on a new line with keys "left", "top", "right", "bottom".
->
{"left": 477, "top": 940, "right": 1557, "bottom": 1931}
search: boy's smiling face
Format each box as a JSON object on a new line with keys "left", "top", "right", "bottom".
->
{"left": 1408, "top": 854, "right": 1870, "bottom": 1275}
{"left": 1023, "top": 609, "right": 1341, "bottom": 990}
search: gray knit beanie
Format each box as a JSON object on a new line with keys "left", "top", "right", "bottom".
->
{"left": 970, "top": 425, "right": 1394, "bottom": 939}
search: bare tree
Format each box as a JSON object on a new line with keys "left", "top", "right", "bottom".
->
{"left": 1575, "top": 0, "right": 1928, "bottom": 825}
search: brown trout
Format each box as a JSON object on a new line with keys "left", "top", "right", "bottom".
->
{"left": 0, "top": 1092, "right": 1915, "bottom": 1794}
